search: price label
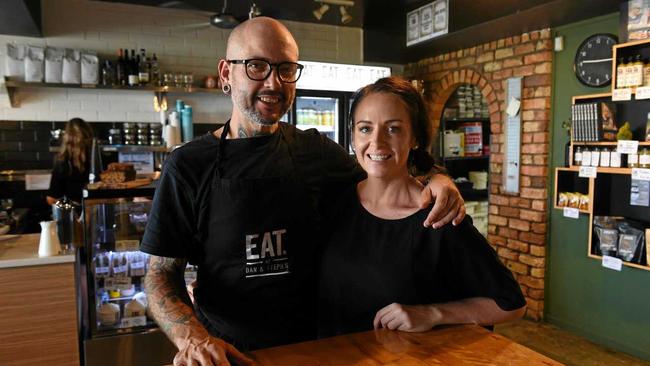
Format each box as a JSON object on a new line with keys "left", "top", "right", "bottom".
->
{"left": 116, "top": 239, "right": 140, "bottom": 252}
{"left": 119, "top": 316, "right": 147, "bottom": 328}
{"left": 602, "top": 255, "right": 623, "bottom": 271}
{"left": 563, "top": 207, "right": 580, "bottom": 219}
{"left": 104, "top": 276, "right": 132, "bottom": 290}
{"left": 635, "top": 86, "right": 650, "bottom": 100}
{"left": 579, "top": 166, "right": 597, "bottom": 178}
{"left": 632, "top": 168, "right": 650, "bottom": 181}
{"left": 612, "top": 88, "right": 632, "bottom": 101}
{"left": 617, "top": 140, "right": 639, "bottom": 155}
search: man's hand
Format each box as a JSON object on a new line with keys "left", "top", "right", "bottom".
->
{"left": 373, "top": 303, "right": 440, "bottom": 332}
{"left": 173, "top": 336, "right": 254, "bottom": 366}
{"left": 420, "top": 174, "right": 465, "bottom": 228}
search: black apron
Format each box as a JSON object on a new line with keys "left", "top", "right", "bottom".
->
{"left": 193, "top": 121, "right": 318, "bottom": 351}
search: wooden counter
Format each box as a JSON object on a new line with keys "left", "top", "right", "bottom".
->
{"left": 0, "top": 234, "right": 79, "bottom": 366}
{"left": 250, "top": 325, "right": 563, "bottom": 365}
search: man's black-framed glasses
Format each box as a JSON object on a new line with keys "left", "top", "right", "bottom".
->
{"left": 227, "top": 59, "right": 304, "bottom": 83}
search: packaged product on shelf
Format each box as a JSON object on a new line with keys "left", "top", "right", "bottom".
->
{"left": 97, "top": 296, "right": 120, "bottom": 326}
{"left": 568, "top": 192, "right": 580, "bottom": 209}
{"left": 579, "top": 194, "right": 590, "bottom": 211}
{"left": 62, "top": 49, "right": 81, "bottom": 84}
{"left": 646, "top": 114, "right": 650, "bottom": 141}
{"left": 582, "top": 148, "right": 592, "bottom": 166}
{"left": 44, "top": 47, "right": 64, "bottom": 83}
{"left": 593, "top": 216, "right": 621, "bottom": 257}
{"left": 128, "top": 252, "right": 147, "bottom": 277}
{"left": 600, "top": 102, "right": 618, "bottom": 141}
{"left": 640, "top": 147, "right": 650, "bottom": 168}
{"left": 573, "top": 146, "right": 582, "bottom": 165}
{"left": 24, "top": 45, "right": 44, "bottom": 82}
{"left": 557, "top": 192, "right": 569, "bottom": 207}
{"left": 611, "top": 149, "right": 622, "bottom": 167}
{"left": 124, "top": 298, "right": 146, "bottom": 318}
{"left": 5, "top": 44, "right": 25, "bottom": 81}
{"left": 600, "top": 148, "right": 611, "bottom": 167}
{"left": 111, "top": 252, "right": 129, "bottom": 277}
{"left": 628, "top": 151, "right": 639, "bottom": 168}
{"left": 81, "top": 52, "right": 99, "bottom": 85}
{"left": 617, "top": 222, "right": 645, "bottom": 263}
{"left": 590, "top": 148, "right": 601, "bottom": 167}
{"left": 93, "top": 252, "right": 111, "bottom": 279}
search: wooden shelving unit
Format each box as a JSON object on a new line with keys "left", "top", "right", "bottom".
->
{"left": 2, "top": 76, "right": 222, "bottom": 108}
{"left": 558, "top": 74, "right": 650, "bottom": 271}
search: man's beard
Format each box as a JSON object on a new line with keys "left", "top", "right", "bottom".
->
{"left": 234, "top": 91, "right": 292, "bottom": 126}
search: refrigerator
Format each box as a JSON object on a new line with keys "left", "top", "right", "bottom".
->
{"left": 288, "top": 61, "right": 392, "bottom": 151}
{"left": 77, "top": 185, "right": 183, "bottom": 366}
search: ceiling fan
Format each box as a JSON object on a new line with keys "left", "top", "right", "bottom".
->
{"left": 160, "top": 0, "right": 262, "bottom": 30}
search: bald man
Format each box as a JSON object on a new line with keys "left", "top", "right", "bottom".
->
{"left": 141, "top": 17, "right": 464, "bottom": 365}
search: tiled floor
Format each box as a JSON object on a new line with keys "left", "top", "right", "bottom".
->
{"left": 495, "top": 319, "right": 650, "bottom": 366}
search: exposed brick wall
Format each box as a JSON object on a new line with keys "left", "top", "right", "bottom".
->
{"left": 404, "top": 29, "right": 553, "bottom": 321}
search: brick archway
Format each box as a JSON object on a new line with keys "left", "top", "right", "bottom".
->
{"left": 409, "top": 30, "right": 554, "bottom": 321}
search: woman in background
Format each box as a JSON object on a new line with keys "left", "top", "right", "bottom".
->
{"left": 46, "top": 118, "right": 93, "bottom": 205}
{"left": 318, "top": 77, "right": 526, "bottom": 337}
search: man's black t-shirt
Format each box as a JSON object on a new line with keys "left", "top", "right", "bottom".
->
{"left": 48, "top": 158, "right": 89, "bottom": 203}
{"left": 141, "top": 122, "right": 364, "bottom": 349}
{"left": 317, "top": 186, "right": 526, "bottom": 337}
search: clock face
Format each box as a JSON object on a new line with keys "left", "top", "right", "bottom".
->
{"left": 574, "top": 34, "right": 618, "bottom": 87}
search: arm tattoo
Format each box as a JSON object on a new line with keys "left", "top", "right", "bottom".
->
{"left": 144, "top": 255, "right": 205, "bottom": 346}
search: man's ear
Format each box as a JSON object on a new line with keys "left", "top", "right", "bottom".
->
{"left": 218, "top": 59, "right": 230, "bottom": 86}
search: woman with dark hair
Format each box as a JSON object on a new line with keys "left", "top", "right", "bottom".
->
{"left": 317, "top": 77, "right": 526, "bottom": 337}
{"left": 46, "top": 118, "right": 94, "bottom": 205}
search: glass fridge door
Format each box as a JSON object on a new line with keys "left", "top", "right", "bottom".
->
{"left": 84, "top": 197, "right": 158, "bottom": 335}
{"left": 295, "top": 96, "right": 339, "bottom": 144}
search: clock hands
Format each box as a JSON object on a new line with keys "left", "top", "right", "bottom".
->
{"left": 581, "top": 58, "right": 613, "bottom": 64}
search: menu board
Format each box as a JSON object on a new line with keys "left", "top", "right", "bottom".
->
{"left": 406, "top": 0, "right": 448, "bottom": 46}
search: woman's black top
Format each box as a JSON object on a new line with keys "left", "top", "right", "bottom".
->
{"left": 317, "top": 186, "right": 526, "bottom": 337}
{"left": 48, "top": 158, "right": 89, "bottom": 203}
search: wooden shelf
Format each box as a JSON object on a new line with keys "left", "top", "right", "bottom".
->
{"left": 571, "top": 141, "right": 650, "bottom": 146}
{"left": 572, "top": 92, "right": 612, "bottom": 103}
{"left": 441, "top": 117, "right": 490, "bottom": 123}
{"left": 588, "top": 254, "right": 650, "bottom": 271}
{"left": 2, "top": 76, "right": 221, "bottom": 108}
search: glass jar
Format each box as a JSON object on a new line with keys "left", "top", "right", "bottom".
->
{"left": 628, "top": 151, "right": 639, "bottom": 168}
{"left": 574, "top": 146, "right": 582, "bottom": 166}
{"left": 590, "top": 148, "right": 600, "bottom": 167}
{"left": 124, "top": 134, "right": 137, "bottom": 145}
{"left": 640, "top": 147, "right": 650, "bottom": 168}
{"left": 600, "top": 148, "right": 611, "bottom": 167}
{"left": 108, "top": 128, "right": 122, "bottom": 145}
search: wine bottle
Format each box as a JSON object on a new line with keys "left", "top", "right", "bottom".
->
{"left": 150, "top": 53, "right": 160, "bottom": 86}
{"left": 116, "top": 49, "right": 125, "bottom": 86}
{"left": 138, "top": 49, "right": 149, "bottom": 85}
{"left": 128, "top": 49, "right": 139, "bottom": 86}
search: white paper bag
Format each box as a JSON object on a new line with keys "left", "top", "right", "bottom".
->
{"left": 45, "top": 47, "right": 64, "bottom": 83}
{"left": 5, "top": 44, "right": 25, "bottom": 81}
{"left": 62, "top": 49, "right": 81, "bottom": 84}
{"left": 81, "top": 52, "right": 99, "bottom": 85}
{"left": 24, "top": 45, "right": 44, "bottom": 82}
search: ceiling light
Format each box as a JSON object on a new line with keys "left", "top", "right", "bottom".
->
{"left": 313, "top": 4, "right": 330, "bottom": 20}
{"left": 340, "top": 6, "right": 352, "bottom": 24}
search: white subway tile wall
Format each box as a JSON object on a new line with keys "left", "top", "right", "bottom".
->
{"left": 0, "top": 0, "right": 363, "bottom": 123}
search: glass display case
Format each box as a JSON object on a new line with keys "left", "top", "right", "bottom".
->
{"left": 77, "top": 185, "right": 179, "bottom": 366}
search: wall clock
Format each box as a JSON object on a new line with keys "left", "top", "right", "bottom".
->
{"left": 574, "top": 33, "right": 618, "bottom": 87}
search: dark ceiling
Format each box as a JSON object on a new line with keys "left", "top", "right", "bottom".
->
{"left": 0, "top": 0, "right": 627, "bottom": 63}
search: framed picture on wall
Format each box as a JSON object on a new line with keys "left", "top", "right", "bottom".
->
{"left": 406, "top": 0, "right": 448, "bottom": 46}
{"left": 620, "top": 0, "right": 650, "bottom": 41}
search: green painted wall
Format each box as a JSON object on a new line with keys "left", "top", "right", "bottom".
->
{"left": 547, "top": 13, "right": 650, "bottom": 361}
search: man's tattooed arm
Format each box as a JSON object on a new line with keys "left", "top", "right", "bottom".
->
{"left": 144, "top": 255, "right": 210, "bottom": 349}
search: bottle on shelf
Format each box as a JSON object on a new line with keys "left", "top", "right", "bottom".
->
{"left": 150, "top": 53, "right": 160, "bottom": 86}
{"left": 590, "top": 147, "right": 600, "bottom": 167}
{"left": 573, "top": 146, "right": 582, "bottom": 166}
{"left": 624, "top": 57, "right": 635, "bottom": 89}
{"left": 640, "top": 147, "right": 650, "bottom": 168}
{"left": 616, "top": 58, "right": 626, "bottom": 89}
{"left": 138, "top": 49, "right": 149, "bottom": 85}
{"left": 632, "top": 55, "right": 644, "bottom": 88}
{"left": 643, "top": 58, "right": 650, "bottom": 87}
{"left": 128, "top": 49, "right": 139, "bottom": 86}
{"left": 628, "top": 150, "right": 639, "bottom": 168}
{"left": 582, "top": 147, "right": 592, "bottom": 167}
{"left": 600, "top": 147, "right": 611, "bottom": 168}
{"left": 116, "top": 49, "right": 125, "bottom": 86}
{"left": 123, "top": 48, "right": 131, "bottom": 86}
